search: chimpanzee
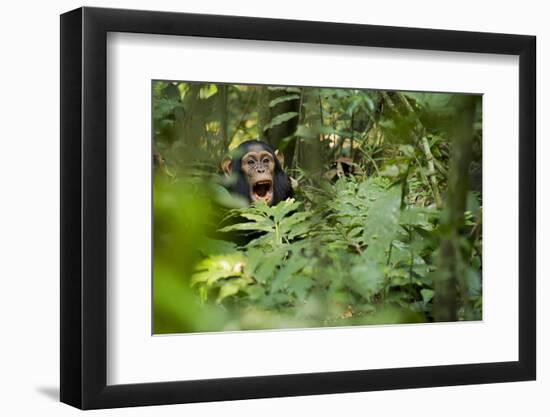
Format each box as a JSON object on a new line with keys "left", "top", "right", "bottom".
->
{"left": 221, "top": 140, "right": 293, "bottom": 206}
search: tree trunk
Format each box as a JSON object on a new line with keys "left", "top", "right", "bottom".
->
{"left": 297, "top": 89, "right": 323, "bottom": 176}
{"left": 433, "top": 96, "right": 476, "bottom": 322}
{"left": 257, "top": 86, "right": 270, "bottom": 143}
{"left": 258, "top": 87, "right": 300, "bottom": 167}
{"left": 217, "top": 84, "right": 229, "bottom": 151}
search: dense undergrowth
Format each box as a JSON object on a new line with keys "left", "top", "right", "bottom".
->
{"left": 152, "top": 82, "right": 482, "bottom": 334}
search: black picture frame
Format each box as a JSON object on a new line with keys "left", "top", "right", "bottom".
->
{"left": 60, "top": 6, "right": 536, "bottom": 410}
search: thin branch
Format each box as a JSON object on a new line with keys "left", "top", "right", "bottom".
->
{"left": 228, "top": 89, "right": 256, "bottom": 144}
{"left": 421, "top": 136, "right": 443, "bottom": 208}
{"left": 398, "top": 93, "right": 415, "bottom": 114}
{"left": 381, "top": 92, "right": 401, "bottom": 116}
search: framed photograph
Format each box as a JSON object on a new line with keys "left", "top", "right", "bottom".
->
{"left": 60, "top": 6, "right": 536, "bottom": 409}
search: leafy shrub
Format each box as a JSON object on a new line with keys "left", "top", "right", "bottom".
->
{"left": 186, "top": 173, "right": 480, "bottom": 331}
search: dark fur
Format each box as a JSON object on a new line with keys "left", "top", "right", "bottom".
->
{"left": 226, "top": 140, "right": 293, "bottom": 205}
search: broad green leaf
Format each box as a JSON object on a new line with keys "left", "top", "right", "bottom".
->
{"left": 272, "top": 199, "right": 301, "bottom": 223}
{"left": 285, "top": 221, "right": 311, "bottom": 241}
{"left": 288, "top": 276, "right": 313, "bottom": 301}
{"left": 243, "top": 248, "right": 264, "bottom": 277}
{"left": 269, "top": 94, "right": 300, "bottom": 107}
{"left": 420, "top": 289, "right": 434, "bottom": 305}
{"left": 349, "top": 261, "right": 385, "bottom": 301}
{"left": 198, "top": 239, "right": 237, "bottom": 256}
{"left": 268, "top": 86, "right": 301, "bottom": 93}
{"left": 253, "top": 250, "right": 286, "bottom": 284}
{"left": 400, "top": 206, "right": 437, "bottom": 227}
{"left": 279, "top": 211, "right": 310, "bottom": 231}
{"left": 263, "top": 112, "right": 299, "bottom": 131}
{"left": 191, "top": 253, "right": 246, "bottom": 286}
{"left": 199, "top": 84, "right": 218, "bottom": 99}
{"left": 402, "top": 92, "right": 453, "bottom": 111}
{"left": 472, "top": 256, "right": 481, "bottom": 271}
{"left": 362, "top": 186, "right": 402, "bottom": 262}
{"left": 217, "top": 282, "right": 241, "bottom": 303}
{"left": 211, "top": 184, "right": 248, "bottom": 208}
{"left": 464, "top": 267, "right": 481, "bottom": 296}
{"left": 218, "top": 222, "right": 274, "bottom": 233}
{"left": 191, "top": 270, "right": 235, "bottom": 286}
{"left": 271, "top": 256, "right": 309, "bottom": 292}
{"left": 240, "top": 212, "right": 271, "bottom": 223}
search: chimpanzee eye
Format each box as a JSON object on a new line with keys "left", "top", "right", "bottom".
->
{"left": 247, "top": 159, "right": 255, "bottom": 165}
{"left": 263, "top": 158, "right": 270, "bottom": 164}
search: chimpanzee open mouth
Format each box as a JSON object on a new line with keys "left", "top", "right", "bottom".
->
{"left": 251, "top": 180, "right": 273, "bottom": 203}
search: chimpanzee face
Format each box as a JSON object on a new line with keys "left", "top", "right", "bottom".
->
{"left": 221, "top": 140, "right": 294, "bottom": 206}
{"left": 240, "top": 144, "right": 276, "bottom": 204}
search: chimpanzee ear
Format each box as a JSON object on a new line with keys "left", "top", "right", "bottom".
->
{"left": 274, "top": 149, "right": 285, "bottom": 168}
{"left": 221, "top": 158, "right": 232, "bottom": 176}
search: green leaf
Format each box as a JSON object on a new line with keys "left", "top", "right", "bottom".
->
{"left": 268, "top": 86, "right": 301, "bottom": 93}
{"left": 198, "top": 239, "right": 237, "bottom": 256}
{"left": 362, "top": 186, "right": 402, "bottom": 262}
{"left": 399, "top": 144, "right": 415, "bottom": 157}
{"left": 217, "top": 282, "right": 241, "bottom": 303}
{"left": 420, "top": 289, "right": 434, "bottom": 305}
{"left": 263, "top": 112, "right": 299, "bottom": 131}
{"left": 199, "top": 84, "right": 218, "bottom": 99}
{"left": 349, "top": 261, "right": 385, "bottom": 300}
{"left": 211, "top": 184, "right": 248, "bottom": 208}
{"left": 254, "top": 250, "right": 286, "bottom": 284}
{"left": 288, "top": 276, "right": 313, "bottom": 301}
{"left": 400, "top": 207, "right": 437, "bottom": 227}
{"left": 218, "top": 221, "right": 274, "bottom": 233}
{"left": 240, "top": 212, "right": 270, "bottom": 223}
{"left": 464, "top": 268, "right": 481, "bottom": 296}
{"left": 191, "top": 253, "right": 245, "bottom": 286}
{"left": 472, "top": 256, "right": 481, "bottom": 271}
{"left": 191, "top": 270, "right": 233, "bottom": 286}
{"left": 402, "top": 92, "right": 453, "bottom": 111}
{"left": 281, "top": 214, "right": 312, "bottom": 240}
{"left": 271, "top": 256, "right": 309, "bottom": 292}
{"left": 271, "top": 198, "right": 301, "bottom": 223}
{"left": 269, "top": 94, "right": 300, "bottom": 107}
{"left": 243, "top": 248, "right": 264, "bottom": 277}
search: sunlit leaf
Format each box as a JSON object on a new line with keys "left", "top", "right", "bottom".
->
{"left": 217, "top": 281, "right": 241, "bottom": 303}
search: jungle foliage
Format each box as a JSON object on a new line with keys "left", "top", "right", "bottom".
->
{"left": 152, "top": 81, "right": 482, "bottom": 334}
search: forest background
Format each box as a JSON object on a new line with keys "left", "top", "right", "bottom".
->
{"left": 152, "top": 81, "right": 483, "bottom": 334}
